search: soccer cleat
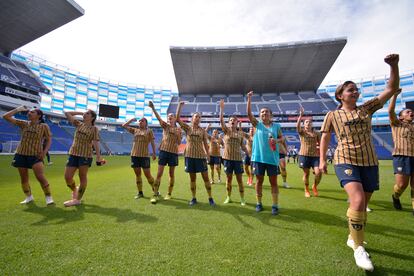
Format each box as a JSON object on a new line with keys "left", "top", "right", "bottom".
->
{"left": 150, "top": 196, "right": 157, "bottom": 204}
{"left": 45, "top": 196, "right": 55, "bottom": 205}
{"left": 210, "top": 180, "right": 214, "bottom": 185}
{"left": 135, "top": 192, "right": 144, "bottom": 199}
{"left": 354, "top": 246, "right": 374, "bottom": 272}
{"left": 271, "top": 205, "right": 279, "bottom": 216}
{"left": 223, "top": 196, "right": 232, "bottom": 204}
{"left": 64, "top": 199, "right": 81, "bottom": 207}
{"left": 208, "top": 198, "right": 216, "bottom": 206}
{"left": 312, "top": 185, "right": 319, "bottom": 197}
{"left": 217, "top": 178, "right": 221, "bottom": 184}
{"left": 164, "top": 194, "right": 172, "bottom": 200}
{"left": 283, "top": 182, "right": 291, "bottom": 189}
{"left": 20, "top": 195, "right": 34, "bottom": 204}
{"left": 392, "top": 195, "right": 402, "bottom": 210}
{"left": 48, "top": 162, "right": 53, "bottom": 165}
{"left": 240, "top": 198, "right": 246, "bottom": 206}
{"left": 255, "top": 203, "right": 263, "bottom": 212}
{"left": 189, "top": 198, "right": 197, "bottom": 206}
{"left": 305, "top": 190, "right": 311, "bottom": 198}
{"left": 366, "top": 206, "right": 372, "bottom": 212}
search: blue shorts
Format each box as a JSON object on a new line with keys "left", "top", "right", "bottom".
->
{"left": 393, "top": 155, "right": 414, "bottom": 175}
{"left": 209, "top": 156, "right": 221, "bottom": 165}
{"left": 279, "top": 153, "right": 286, "bottom": 159}
{"left": 299, "top": 155, "right": 319, "bottom": 169}
{"left": 252, "top": 161, "right": 280, "bottom": 176}
{"left": 66, "top": 155, "right": 93, "bottom": 168}
{"left": 223, "top": 159, "right": 244, "bottom": 175}
{"left": 131, "top": 156, "right": 150, "bottom": 169}
{"left": 334, "top": 164, "right": 379, "bottom": 193}
{"left": 185, "top": 157, "right": 208, "bottom": 173}
{"left": 244, "top": 155, "right": 251, "bottom": 166}
{"left": 158, "top": 150, "right": 178, "bottom": 167}
{"left": 12, "top": 154, "right": 42, "bottom": 169}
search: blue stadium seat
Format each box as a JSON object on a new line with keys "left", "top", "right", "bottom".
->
{"left": 228, "top": 95, "right": 244, "bottom": 102}
{"left": 301, "top": 102, "right": 329, "bottom": 114}
{"left": 198, "top": 104, "right": 217, "bottom": 113}
{"left": 280, "top": 93, "right": 300, "bottom": 101}
{"left": 278, "top": 102, "right": 300, "bottom": 114}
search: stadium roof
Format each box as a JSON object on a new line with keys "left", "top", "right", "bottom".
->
{"left": 170, "top": 38, "right": 347, "bottom": 95}
{"left": 0, "top": 0, "right": 84, "bottom": 55}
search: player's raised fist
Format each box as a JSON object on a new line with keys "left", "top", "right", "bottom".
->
{"left": 384, "top": 54, "right": 399, "bottom": 66}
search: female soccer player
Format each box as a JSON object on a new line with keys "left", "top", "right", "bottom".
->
{"left": 278, "top": 136, "right": 291, "bottom": 188}
{"left": 149, "top": 101, "right": 181, "bottom": 201}
{"left": 319, "top": 54, "right": 400, "bottom": 272}
{"left": 297, "top": 107, "right": 321, "bottom": 197}
{"left": 205, "top": 124, "right": 222, "bottom": 184}
{"left": 219, "top": 100, "right": 249, "bottom": 205}
{"left": 240, "top": 124, "right": 255, "bottom": 186}
{"left": 63, "top": 110, "right": 104, "bottom": 207}
{"left": 123, "top": 117, "right": 157, "bottom": 202}
{"left": 3, "top": 106, "right": 54, "bottom": 205}
{"left": 246, "top": 91, "right": 282, "bottom": 215}
{"left": 388, "top": 88, "right": 414, "bottom": 214}
{"left": 176, "top": 101, "right": 215, "bottom": 206}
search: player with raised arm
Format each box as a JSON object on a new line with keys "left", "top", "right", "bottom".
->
{"left": 176, "top": 101, "right": 215, "bottom": 206}
{"left": 319, "top": 54, "right": 400, "bottom": 272}
{"left": 220, "top": 100, "right": 249, "bottom": 205}
{"left": 246, "top": 91, "right": 282, "bottom": 215}
{"left": 122, "top": 117, "right": 156, "bottom": 202}
{"left": 63, "top": 110, "right": 104, "bottom": 207}
{"left": 297, "top": 107, "right": 322, "bottom": 197}
{"left": 3, "top": 106, "right": 54, "bottom": 205}
{"left": 388, "top": 89, "right": 414, "bottom": 215}
{"left": 149, "top": 101, "right": 182, "bottom": 201}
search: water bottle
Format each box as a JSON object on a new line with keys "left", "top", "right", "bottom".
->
{"left": 268, "top": 133, "right": 276, "bottom": 151}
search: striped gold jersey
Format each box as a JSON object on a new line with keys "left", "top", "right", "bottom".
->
{"left": 69, "top": 121, "right": 100, "bottom": 158}
{"left": 15, "top": 120, "right": 51, "bottom": 156}
{"left": 208, "top": 135, "right": 222, "bottom": 157}
{"left": 126, "top": 127, "right": 154, "bottom": 157}
{"left": 242, "top": 132, "right": 253, "bottom": 156}
{"left": 321, "top": 97, "right": 383, "bottom": 166}
{"left": 159, "top": 124, "right": 181, "bottom": 154}
{"left": 391, "top": 120, "right": 414, "bottom": 156}
{"left": 298, "top": 129, "right": 320, "bottom": 157}
{"left": 178, "top": 122, "right": 208, "bottom": 159}
{"left": 222, "top": 128, "right": 244, "bottom": 161}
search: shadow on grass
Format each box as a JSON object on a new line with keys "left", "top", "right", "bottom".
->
{"left": 370, "top": 265, "right": 414, "bottom": 276}
{"left": 23, "top": 202, "right": 157, "bottom": 225}
{"left": 159, "top": 197, "right": 299, "bottom": 231}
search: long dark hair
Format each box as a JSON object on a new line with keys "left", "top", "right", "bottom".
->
{"left": 335, "top": 81, "right": 356, "bottom": 109}
{"left": 33, "top": 109, "right": 45, "bottom": 123}
{"left": 88, "top": 109, "right": 97, "bottom": 125}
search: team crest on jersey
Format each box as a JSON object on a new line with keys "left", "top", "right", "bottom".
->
{"left": 344, "top": 169, "right": 353, "bottom": 176}
{"left": 397, "top": 167, "right": 403, "bottom": 172}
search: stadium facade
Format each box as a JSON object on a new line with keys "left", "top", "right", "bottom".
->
{"left": 10, "top": 50, "right": 177, "bottom": 125}
{"left": 8, "top": 50, "right": 414, "bottom": 126}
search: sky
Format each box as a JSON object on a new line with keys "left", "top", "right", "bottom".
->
{"left": 20, "top": 0, "right": 414, "bottom": 91}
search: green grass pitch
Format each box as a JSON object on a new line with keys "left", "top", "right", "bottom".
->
{"left": 0, "top": 155, "right": 413, "bottom": 275}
